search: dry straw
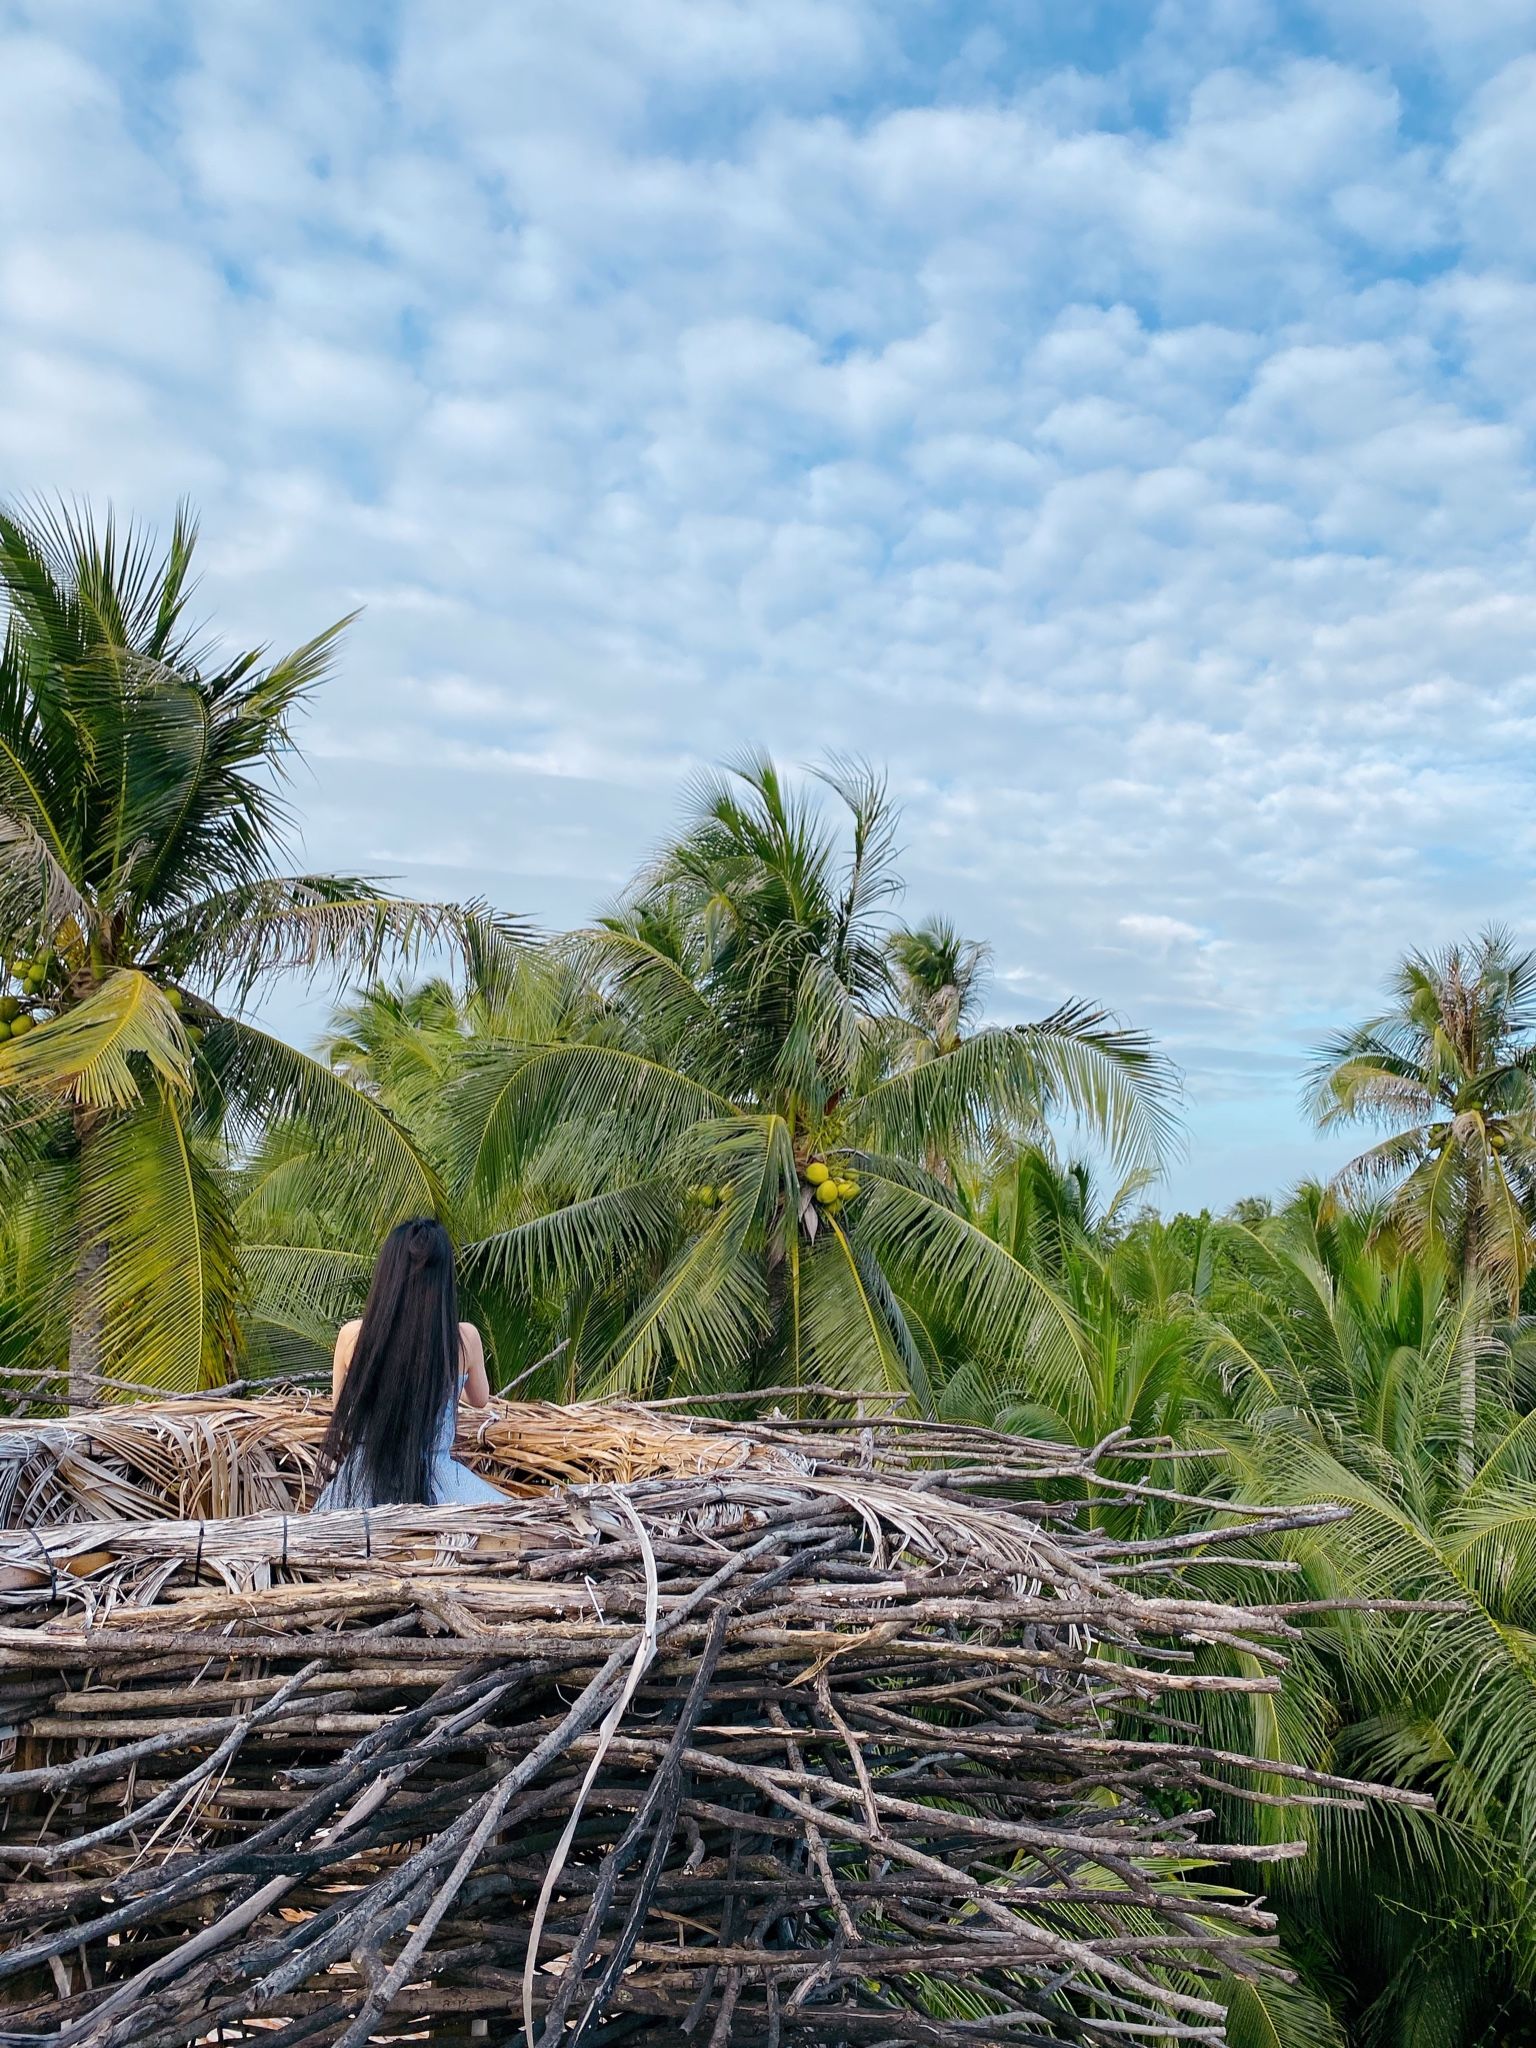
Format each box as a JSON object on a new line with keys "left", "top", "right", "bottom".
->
{"left": 0, "top": 1394, "right": 1421, "bottom": 2047}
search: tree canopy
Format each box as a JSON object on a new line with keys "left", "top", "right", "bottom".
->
{"left": 3, "top": 501, "right": 1535, "bottom": 2043}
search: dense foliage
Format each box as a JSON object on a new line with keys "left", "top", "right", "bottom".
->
{"left": 2, "top": 506, "right": 1534, "bottom": 2044}
{"left": 0, "top": 502, "right": 519, "bottom": 1401}
{"left": 243, "top": 755, "right": 1176, "bottom": 1410}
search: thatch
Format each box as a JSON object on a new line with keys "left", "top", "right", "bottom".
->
{"left": 0, "top": 1400, "right": 1421, "bottom": 2047}
{"left": 0, "top": 1391, "right": 797, "bottom": 1530}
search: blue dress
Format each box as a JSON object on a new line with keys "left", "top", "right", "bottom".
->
{"left": 315, "top": 1375, "right": 505, "bottom": 1510}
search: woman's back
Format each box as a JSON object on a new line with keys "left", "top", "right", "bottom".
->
{"left": 332, "top": 1319, "right": 490, "bottom": 1408}
{"left": 314, "top": 1220, "right": 503, "bottom": 1511}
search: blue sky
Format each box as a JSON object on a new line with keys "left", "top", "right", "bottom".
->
{"left": 3, "top": 0, "right": 1535, "bottom": 1209}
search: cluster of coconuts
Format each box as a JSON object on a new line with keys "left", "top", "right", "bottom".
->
{"left": 0, "top": 947, "right": 63, "bottom": 1041}
{"left": 686, "top": 1182, "right": 735, "bottom": 1208}
{"left": 0, "top": 950, "right": 209, "bottom": 1051}
{"left": 805, "top": 1159, "right": 860, "bottom": 1215}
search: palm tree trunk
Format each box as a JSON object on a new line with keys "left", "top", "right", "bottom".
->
{"left": 766, "top": 1220, "right": 803, "bottom": 1412}
{"left": 67, "top": 1107, "right": 105, "bottom": 1409}
{"left": 67, "top": 1241, "right": 106, "bottom": 1409}
{"left": 1458, "top": 1239, "right": 1480, "bottom": 1488}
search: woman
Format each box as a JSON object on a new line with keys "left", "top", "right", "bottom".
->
{"left": 314, "top": 1217, "right": 506, "bottom": 1509}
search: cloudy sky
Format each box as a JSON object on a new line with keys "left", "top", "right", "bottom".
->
{"left": 2, "top": 0, "right": 1534, "bottom": 1207}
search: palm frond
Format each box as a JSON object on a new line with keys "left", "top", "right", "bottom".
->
{"left": 854, "top": 1167, "right": 1091, "bottom": 1426}
{"left": 0, "top": 810, "right": 89, "bottom": 945}
{"left": 466, "top": 1184, "right": 677, "bottom": 1301}
{"left": 799, "top": 1217, "right": 931, "bottom": 1405}
{"left": 1024, "top": 999, "right": 1182, "bottom": 1165}
{"left": 774, "top": 953, "right": 864, "bottom": 1099}
{"left": 157, "top": 879, "right": 532, "bottom": 998}
{"left": 201, "top": 1017, "right": 441, "bottom": 1230}
{"left": 440, "top": 1040, "right": 730, "bottom": 1205}
{"left": 561, "top": 927, "right": 724, "bottom": 1073}
{"left": 813, "top": 752, "right": 904, "bottom": 952}
{"left": 852, "top": 1009, "right": 1177, "bottom": 1170}
{"left": 75, "top": 1080, "right": 242, "bottom": 1391}
{"left": 240, "top": 1242, "right": 374, "bottom": 1360}
{"left": 0, "top": 968, "right": 189, "bottom": 1110}
{"left": 1307, "top": 1036, "right": 1441, "bottom": 1129}
{"left": 594, "top": 1214, "right": 769, "bottom": 1398}
{"left": 1220, "top": 1969, "right": 1345, "bottom": 2048}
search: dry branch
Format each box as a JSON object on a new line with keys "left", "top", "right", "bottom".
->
{"left": 0, "top": 1397, "right": 1413, "bottom": 2046}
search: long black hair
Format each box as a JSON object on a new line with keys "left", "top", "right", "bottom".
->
{"left": 319, "top": 1218, "right": 461, "bottom": 1506}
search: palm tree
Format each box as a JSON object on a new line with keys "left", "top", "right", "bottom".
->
{"left": 1201, "top": 1195, "right": 1536, "bottom": 2046}
{"left": 926, "top": 1144, "right": 1206, "bottom": 1452}
{"left": 1308, "top": 930, "right": 1536, "bottom": 1468}
{"left": 840, "top": 1165, "right": 1536, "bottom": 2041}
{"left": 887, "top": 916, "right": 991, "bottom": 1061}
{"left": 859, "top": 1167, "right": 1536, "bottom": 2042}
{"left": 423, "top": 755, "right": 1177, "bottom": 1407}
{"left": 895, "top": 1172, "right": 1536, "bottom": 2041}
{"left": 237, "top": 949, "right": 619, "bottom": 1392}
{"left": 0, "top": 501, "right": 519, "bottom": 1400}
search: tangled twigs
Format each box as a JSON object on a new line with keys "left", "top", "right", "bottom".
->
{"left": 0, "top": 1403, "right": 1427, "bottom": 2046}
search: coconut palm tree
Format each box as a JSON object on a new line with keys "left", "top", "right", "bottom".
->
{"left": 423, "top": 756, "right": 1178, "bottom": 1407}
{"left": 1200, "top": 1195, "right": 1536, "bottom": 2046}
{"left": 0, "top": 501, "right": 520, "bottom": 1400}
{"left": 1308, "top": 930, "right": 1536, "bottom": 1468}
{"left": 867, "top": 1169, "right": 1536, "bottom": 2041}
{"left": 887, "top": 916, "right": 991, "bottom": 1062}
{"left": 848, "top": 1165, "right": 1536, "bottom": 2040}
{"left": 920, "top": 1144, "right": 1206, "bottom": 1450}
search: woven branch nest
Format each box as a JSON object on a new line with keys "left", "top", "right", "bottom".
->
{"left": 0, "top": 1393, "right": 797, "bottom": 1532}
{"left": 0, "top": 1401, "right": 1418, "bottom": 2048}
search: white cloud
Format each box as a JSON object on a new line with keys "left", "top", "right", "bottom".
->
{"left": 1448, "top": 55, "right": 1536, "bottom": 261}
{"left": 1, "top": 1, "right": 1534, "bottom": 1206}
{"left": 1120, "top": 915, "right": 1207, "bottom": 947}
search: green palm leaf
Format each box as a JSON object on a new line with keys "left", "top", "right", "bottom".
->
{"left": 799, "top": 1216, "right": 932, "bottom": 1404}
{"left": 159, "top": 879, "right": 531, "bottom": 1000}
{"left": 75, "top": 1080, "right": 242, "bottom": 1391}
{"left": 852, "top": 1009, "right": 1177, "bottom": 1170}
{"left": 441, "top": 1039, "right": 730, "bottom": 1203}
{"left": 0, "top": 968, "right": 189, "bottom": 1110}
{"left": 466, "top": 1184, "right": 677, "bottom": 1300}
{"left": 855, "top": 1167, "right": 1091, "bottom": 1424}
{"left": 1221, "top": 1970, "right": 1346, "bottom": 2048}
{"left": 202, "top": 1016, "right": 441, "bottom": 1230}
{"left": 595, "top": 1212, "right": 768, "bottom": 1398}
{"left": 241, "top": 1242, "right": 374, "bottom": 1363}
{"left": 563, "top": 926, "right": 726, "bottom": 1073}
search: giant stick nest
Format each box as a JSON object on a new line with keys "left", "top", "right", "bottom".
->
{"left": 0, "top": 1392, "right": 1419, "bottom": 2048}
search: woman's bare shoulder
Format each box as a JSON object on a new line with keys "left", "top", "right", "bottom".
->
{"left": 458, "top": 1322, "right": 485, "bottom": 1354}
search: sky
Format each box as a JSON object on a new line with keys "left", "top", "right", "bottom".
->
{"left": 1, "top": 0, "right": 1535, "bottom": 1209}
